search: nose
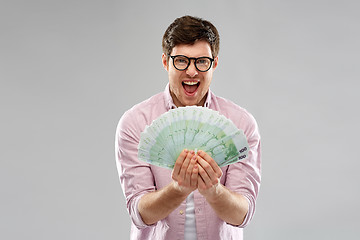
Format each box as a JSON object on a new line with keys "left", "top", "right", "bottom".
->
{"left": 185, "top": 60, "right": 198, "bottom": 77}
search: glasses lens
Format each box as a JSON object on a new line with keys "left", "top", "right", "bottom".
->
{"left": 173, "top": 56, "right": 189, "bottom": 70}
{"left": 196, "top": 58, "right": 212, "bottom": 71}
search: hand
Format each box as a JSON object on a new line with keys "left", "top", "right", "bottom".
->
{"left": 171, "top": 149, "right": 199, "bottom": 196}
{"left": 196, "top": 150, "right": 223, "bottom": 199}
{"left": 138, "top": 150, "right": 198, "bottom": 225}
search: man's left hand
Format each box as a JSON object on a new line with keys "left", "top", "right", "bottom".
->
{"left": 195, "top": 150, "right": 249, "bottom": 225}
{"left": 196, "top": 150, "right": 223, "bottom": 200}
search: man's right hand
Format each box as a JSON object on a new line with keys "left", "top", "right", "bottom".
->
{"left": 138, "top": 149, "right": 199, "bottom": 225}
{"left": 171, "top": 149, "right": 199, "bottom": 196}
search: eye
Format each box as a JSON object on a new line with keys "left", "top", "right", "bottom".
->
{"left": 175, "top": 57, "right": 188, "bottom": 64}
{"left": 197, "top": 58, "right": 210, "bottom": 65}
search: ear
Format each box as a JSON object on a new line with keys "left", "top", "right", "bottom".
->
{"left": 162, "top": 53, "right": 169, "bottom": 71}
{"left": 212, "top": 56, "right": 219, "bottom": 70}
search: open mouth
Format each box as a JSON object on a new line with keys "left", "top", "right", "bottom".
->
{"left": 182, "top": 80, "right": 200, "bottom": 95}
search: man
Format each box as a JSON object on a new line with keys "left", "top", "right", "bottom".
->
{"left": 115, "top": 15, "right": 261, "bottom": 240}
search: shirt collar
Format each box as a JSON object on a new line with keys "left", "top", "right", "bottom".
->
{"left": 164, "top": 83, "right": 212, "bottom": 110}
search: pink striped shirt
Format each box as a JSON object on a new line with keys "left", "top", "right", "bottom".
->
{"left": 115, "top": 84, "right": 261, "bottom": 240}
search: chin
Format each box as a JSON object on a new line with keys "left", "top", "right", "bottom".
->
{"left": 182, "top": 99, "right": 202, "bottom": 107}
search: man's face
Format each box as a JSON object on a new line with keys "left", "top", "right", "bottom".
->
{"left": 162, "top": 40, "right": 218, "bottom": 107}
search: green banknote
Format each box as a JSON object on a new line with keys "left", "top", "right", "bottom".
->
{"left": 138, "top": 106, "right": 249, "bottom": 169}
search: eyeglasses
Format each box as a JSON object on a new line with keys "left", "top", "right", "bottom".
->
{"left": 169, "top": 55, "right": 214, "bottom": 72}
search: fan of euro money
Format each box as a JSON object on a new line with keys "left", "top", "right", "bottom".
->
{"left": 137, "top": 106, "right": 249, "bottom": 169}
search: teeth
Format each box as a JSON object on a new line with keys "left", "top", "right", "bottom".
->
{"left": 183, "top": 81, "right": 198, "bottom": 85}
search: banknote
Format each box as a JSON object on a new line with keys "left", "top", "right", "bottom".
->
{"left": 138, "top": 106, "right": 249, "bottom": 169}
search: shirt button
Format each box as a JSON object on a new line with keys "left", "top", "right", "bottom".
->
{"left": 179, "top": 210, "right": 184, "bottom": 215}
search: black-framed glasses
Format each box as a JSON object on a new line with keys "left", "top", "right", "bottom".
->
{"left": 169, "top": 55, "right": 214, "bottom": 72}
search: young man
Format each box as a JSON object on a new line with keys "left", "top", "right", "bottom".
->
{"left": 115, "top": 15, "right": 261, "bottom": 240}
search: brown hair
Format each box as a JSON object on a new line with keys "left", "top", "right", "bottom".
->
{"left": 162, "top": 15, "right": 220, "bottom": 59}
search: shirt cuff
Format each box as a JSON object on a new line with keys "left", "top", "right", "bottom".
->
{"left": 237, "top": 194, "right": 254, "bottom": 228}
{"left": 130, "top": 194, "right": 156, "bottom": 229}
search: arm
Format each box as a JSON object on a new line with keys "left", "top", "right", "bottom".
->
{"left": 116, "top": 110, "right": 200, "bottom": 227}
{"left": 196, "top": 150, "right": 249, "bottom": 226}
{"left": 138, "top": 149, "right": 198, "bottom": 225}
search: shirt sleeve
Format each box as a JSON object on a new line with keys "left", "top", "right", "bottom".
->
{"left": 115, "top": 109, "right": 157, "bottom": 229}
{"left": 225, "top": 110, "right": 261, "bottom": 228}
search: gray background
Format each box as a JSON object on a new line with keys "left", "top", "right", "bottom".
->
{"left": 1, "top": 0, "right": 359, "bottom": 239}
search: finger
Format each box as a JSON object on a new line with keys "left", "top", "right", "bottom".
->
{"left": 189, "top": 156, "right": 198, "bottom": 188}
{"left": 172, "top": 149, "right": 188, "bottom": 179}
{"left": 197, "top": 150, "right": 222, "bottom": 178}
{"left": 185, "top": 154, "right": 196, "bottom": 177}
{"left": 196, "top": 155, "right": 219, "bottom": 186}
{"left": 197, "top": 163, "right": 212, "bottom": 188}
{"left": 178, "top": 150, "right": 194, "bottom": 182}
{"left": 184, "top": 154, "right": 196, "bottom": 186}
{"left": 197, "top": 166, "right": 207, "bottom": 190}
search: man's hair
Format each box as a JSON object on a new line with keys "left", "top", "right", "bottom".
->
{"left": 162, "top": 15, "right": 220, "bottom": 58}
